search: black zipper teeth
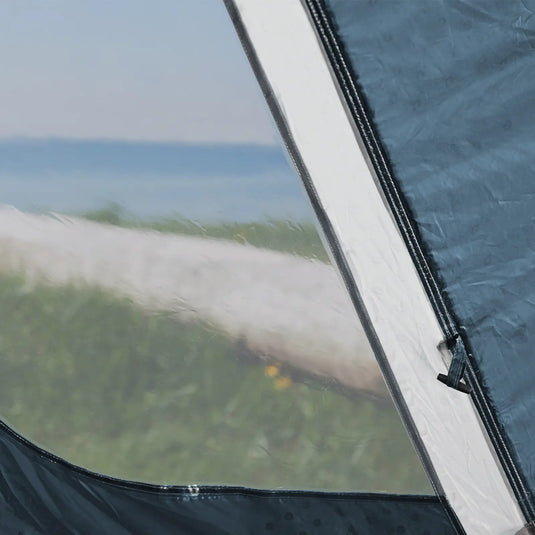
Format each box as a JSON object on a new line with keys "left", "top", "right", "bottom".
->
{"left": 303, "top": 0, "right": 535, "bottom": 523}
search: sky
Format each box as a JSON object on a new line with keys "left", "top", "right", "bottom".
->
{"left": 0, "top": 0, "right": 277, "bottom": 145}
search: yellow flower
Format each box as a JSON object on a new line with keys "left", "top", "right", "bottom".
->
{"left": 264, "top": 364, "right": 280, "bottom": 378}
{"left": 274, "top": 376, "right": 293, "bottom": 390}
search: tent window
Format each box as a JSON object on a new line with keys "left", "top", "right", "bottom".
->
{"left": 0, "top": 0, "right": 430, "bottom": 494}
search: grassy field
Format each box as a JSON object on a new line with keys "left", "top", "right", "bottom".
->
{"left": 84, "top": 203, "right": 330, "bottom": 262}
{"left": 0, "top": 209, "right": 431, "bottom": 493}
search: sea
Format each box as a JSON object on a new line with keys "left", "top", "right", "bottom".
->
{"left": 0, "top": 138, "right": 314, "bottom": 223}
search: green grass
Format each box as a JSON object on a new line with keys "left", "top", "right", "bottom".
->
{"left": 0, "top": 274, "right": 430, "bottom": 493}
{"left": 83, "top": 203, "right": 330, "bottom": 262}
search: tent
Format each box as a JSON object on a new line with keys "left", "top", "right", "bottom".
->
{"left": 2, "top": 1, "right": 535, "bottom": 533}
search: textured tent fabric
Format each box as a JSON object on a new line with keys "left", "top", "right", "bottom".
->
{"left": 321, "top": 0, "right": 535, "bottom": 521}
{"left": 0, "top": 421, "right": 461, "bottom": 535}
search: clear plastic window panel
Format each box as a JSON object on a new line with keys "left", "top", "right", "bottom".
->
{"left": 0, "top": 0, "right": 430, "bottom": 494}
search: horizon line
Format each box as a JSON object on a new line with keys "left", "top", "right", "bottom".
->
{"left": 0, "top": 135, "right": 280, "bottom": 149}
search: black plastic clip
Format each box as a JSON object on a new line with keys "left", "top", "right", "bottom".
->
{"left": 437, "top": 373, "right": 471, "bottom": 394}
{"left": 436, "top": 334, "right": 472, "bottom": 395}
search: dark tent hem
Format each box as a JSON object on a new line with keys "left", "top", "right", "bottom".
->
{"left": 0, "top": 419, "right": 461, "bottom": 534}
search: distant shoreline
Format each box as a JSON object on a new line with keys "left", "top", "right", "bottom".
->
{"left": 0, "top": 138, "right": 313, "bottom": 222}
{"left": 0, "top": 137, "right": 291, "bottom": 176}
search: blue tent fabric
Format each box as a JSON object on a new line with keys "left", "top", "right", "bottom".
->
{"left": 321, "top": 0, "right": 535, "bottom": 519}
{"left": 0, "top": 421, "right": 461, "bottom": 534}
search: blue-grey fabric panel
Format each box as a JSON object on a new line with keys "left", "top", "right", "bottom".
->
{"left": 325, "top": 0, "right": 535, "bottom": 505}
{"left": 0, "top": 421, "right": 460, "bottom": 534}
